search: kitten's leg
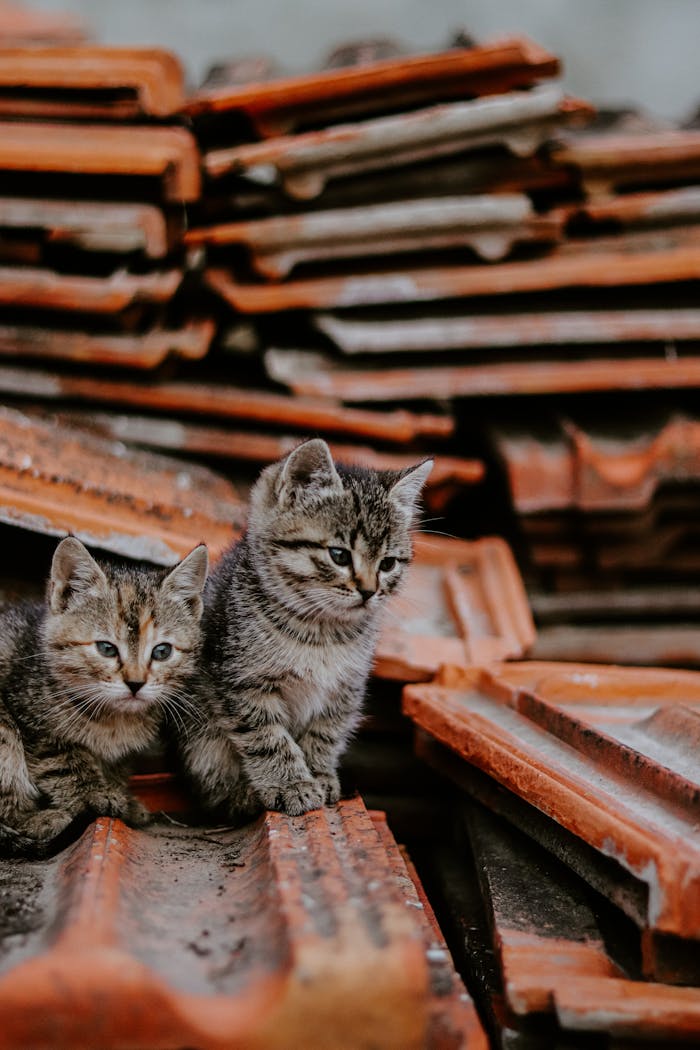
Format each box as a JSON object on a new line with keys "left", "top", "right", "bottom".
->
{"left": 181, "top": 727, "right": 261, "bottom": 820}
{"left": 34, "top": 747, "right": 149, "bottom": 827}
{"left": 298, "top": 685, "right": 364, "bottom": 804}
{"left": 225, "top": 683, "right": 325, "bottom": 816}
{"left": 0, "top": 717, "right": 40, "bottom": 812}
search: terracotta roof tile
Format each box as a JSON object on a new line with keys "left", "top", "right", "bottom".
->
{"left": 0, "top": 798, "right": 485, "bottom": 1049}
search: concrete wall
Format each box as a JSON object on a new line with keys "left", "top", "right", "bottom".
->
{"left": 18, "top": 0, "right": 700, "bottom": 120}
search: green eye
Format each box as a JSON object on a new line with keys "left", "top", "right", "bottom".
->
{"left": 95, "top": 640, "right": 118, "bottom": 658}
{"left": 379, "top": 556, "right": 397, "bottom": 573}
{"left": 329, "top": 547, "right": 351, "bottom": 567}
{"left": 151, "top": 643, "right": 173, "bottom": 662}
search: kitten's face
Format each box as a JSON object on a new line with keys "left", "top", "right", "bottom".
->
{"left": 44, "top": 539, "right": 208, "bottom": 718}
{"left": 248, "top": 440, "right": 432, "bottom": 624}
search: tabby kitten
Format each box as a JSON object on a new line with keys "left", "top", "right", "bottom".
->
{"left": 181, "top": 439, "right": 431, "bottom": 818}
{"left": 0, "top": 536, "right": 208, "bottom": 854}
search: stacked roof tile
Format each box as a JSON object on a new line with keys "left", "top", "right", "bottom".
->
{"left": 1, "top": 22, "right": 700, "bottom": 1049}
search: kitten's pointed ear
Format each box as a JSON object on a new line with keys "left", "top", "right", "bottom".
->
{"left": 49, "top": 537, "right": 107, "bottom": 613}
{"left": 160, "top": 544, "right": 208, "bottom": 617}
{"left": 277, "top": 439, "right": 342, "bottom": 504}
{"left": 390, "top": 459, "right": 433, "bottom": 519}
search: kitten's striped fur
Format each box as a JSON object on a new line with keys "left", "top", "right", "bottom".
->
{"left": 0, "top": 537, "right": 208, "bottom": 854}
{"left": 181, "top": 439, "right": 431, "bottom": 818}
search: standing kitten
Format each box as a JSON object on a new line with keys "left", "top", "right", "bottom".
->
{"left": 181, "top": 439, "right": 431, "bottom": 818}
{"left": 0, "top": 536, "right": 208, "bottom": 854}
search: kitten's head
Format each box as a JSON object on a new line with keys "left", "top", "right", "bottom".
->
{"left": 248, "top": 439, "right": 432, "bottom": 624}
{"left": 44, "top": 537, "right": 209, "bottom": 717}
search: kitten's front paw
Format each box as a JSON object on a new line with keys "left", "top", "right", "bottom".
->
{"left": 87, "top": 785, "right": 136, "bottom": 821}
{"left": 24, "top": 807, "right": 75, "bottom": 841}
{"left": 313, "top": 771, "right": 341, "bottom": 805}
{"left": 123, "top": 797, "right": 152, "bottom": 828}
{"left": 262, "top": 779, "right": 325, "bottom": 816}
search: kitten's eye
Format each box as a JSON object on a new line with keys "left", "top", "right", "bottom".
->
{"left": 328, "top": 547, "right": 352, "bottom": 567}
{"left": 151, "top": 643, "right": 173, "bottom": 662}
{"left": 379, "top": 556, "right": 397, "bottom": 573}
{"left": 95, "top": 640, "right": 118, "bottom": 659}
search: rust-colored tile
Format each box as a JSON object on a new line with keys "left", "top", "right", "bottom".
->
{"left": 316, "top": 306, "right": 700, "bottom": 355}
{"left": 0, "top": 121, "right": 201, "bottom": 201}
{"left": 0, "top": 798, "right": 484, "bottom": 1049}
{"left": 187, "top": 193, "right": 563, "bottom": 278}
{"left": 0, "top": 198, "right": 174, "bottom": 258}
{"left": 375, "top": 535, "right": 535, "bottom": 681}
{"left": 203, "top": 86, "right": 591, "bottom": 199}
{"left": 208, "top": 232, "right": 700, "bottom": 313}
{"left": 0, "top": 265, "right": 181, "bottom": 312}
{"left": 464, "top": 802, "right": 700, "bottom": 1043}
{"left": 0, "top": 5, "right": 86, "bottom": 45}
{"left": 0, "top": 46, "right": 185, "bottom": 119}
{"left": 264, "top": 347, "right": 700, "bottom": 402}
{"left": 404, "top": 660, "right": 700, "bottom": 939}
{"left": 28, "top": 409, "right": 482, "bottom": 506}
{"left": 553, "top": 130, "right": 700, "bottom": 195}
{"left": 573, "top": 185, "right": 700, "bottom": 230}
{"left": 0, "top": 363, "right": 453, "bottom": 443}
{"left": 0, "top": 319, "right": 214, "bottom": 369}
{"left": 185, "top": 35, "right": 559, "bottom": 135}
{"left": 531, "top": 622, "right": 700, "bottom": 668}
{"left": 370, "top": 811, "right": 489, "bottom": 1050}
{"left": 493, "top": 413, "right": 700, "bottom": 513}
{"left": 0, "top": 405, "right": 245, "bottom": 564}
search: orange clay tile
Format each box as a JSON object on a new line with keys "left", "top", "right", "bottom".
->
{"left": 0, "top": 198, "right": 174, "bottom": 258}
{"left": 0, "top": 404, "right": 245, "bottom": 565}
{"left": 0, "top": 5, "right": 86, "bottom": 46}
{"left": 187, "top": 194, "right": 563, "bottom": 278}
{"left": 185, "top": 35, "right": 559, "bottom": 135}
{"left": 572, "top": 184, "right": 700, "bottom": 229}
{"left": 0, "top": 121, "right": 201, "bottom": 201}
{"left": 0, "top": 363, "right": 453, "bottom": 444}
{"left": 264, "top": 347, "right": 700, "bottom": 402}
{"left": 316, "top": 306, "right": 700, "bottom": 355}
{"left": 203, "top": 87, "right": 591, "bottom": 200}
{"left": 0, "top": 265, "right": 181, "bottom": 312}
{"left": 493, "top": 413, "right": 700, "bottom": 513}
{"left": 0, "top": 46, "right": 185, "bottom": 119}
{"left": 403, "top": 660, "right": 700, "bottom": 939}
{"left": 0, "top": 798, "right": 486, "bottom": 1050}
{"left": 374, "top": 535, "right": 535, "bottom": 681}
{"left": 465, "top": 802, "right": 700, "bottom": 1042}
{"left": 553, "top": 130, "right": 700, "bottom": 195}
{"left": 208, "top": 235, "right": 700, "bottom": 314}
{"left": 31, "top": 409, "right": 483, "bottom": 509}
{"left": 0, "top": 319, "right": 214, "bottom": 369}
{"left": 370, "top": 811, "right": 489, "bottom": 1049}
{"left": 530, "top": 622, "right": 700, "bottom": 668}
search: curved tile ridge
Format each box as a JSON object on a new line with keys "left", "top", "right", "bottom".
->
{"left": 0, "top": 798, "right": 484, "bottom": 1049}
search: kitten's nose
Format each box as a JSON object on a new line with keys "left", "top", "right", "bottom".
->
{"left": 125, "top": 680, "right": 145, "bottom": 696}
{"left": 358, "top": 587, "right": 376, "bottom": 604}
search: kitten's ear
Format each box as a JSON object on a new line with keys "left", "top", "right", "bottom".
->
{"left": 49, "top": 537, "right": 107, "bottom": 613}
{"left": 160, "top": 544, "right": 208, "bottom": 616}
{"left": 277, "top": 439, "right": 342, "bottom": 504}
{"left": 389, "top": 460, "right": 433, "bottom": 519}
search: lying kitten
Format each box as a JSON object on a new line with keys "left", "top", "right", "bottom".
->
{"left": 181, "top": 438, "right": 431, "bottom": 818}
{"left": 0, "top": 536, "right": 208, "bottom": 854}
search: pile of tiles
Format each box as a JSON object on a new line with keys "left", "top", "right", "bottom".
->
{"left": 492, "top": 409, "right": 700, "bottom": 667}
{"left": 403, "top": 660, "right": 700, "bottom": 1047}
{"left": 2, "top": 25, "right": 700, "bottom": 1050}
